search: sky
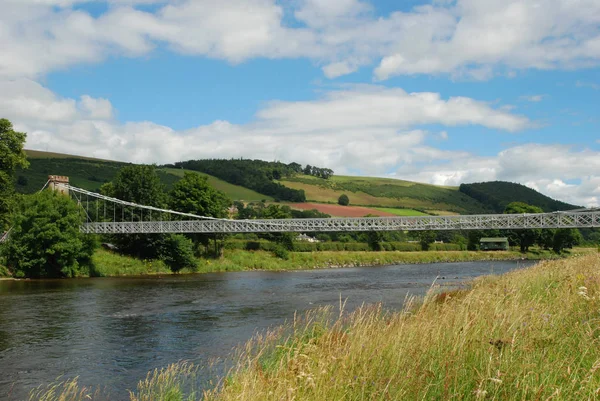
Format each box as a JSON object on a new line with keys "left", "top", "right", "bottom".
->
{"left": 1, "top": 0, "right": 599, "bottom": 207}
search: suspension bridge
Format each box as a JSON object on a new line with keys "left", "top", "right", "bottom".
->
{"left": 47, "top": 176, "right": 600, "bottom": 235}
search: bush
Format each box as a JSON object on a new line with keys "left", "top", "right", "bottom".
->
{"left": 159, "top": 234, "right": 197, "bottom": 272}
{"left": 272, "top": 245, "right": 289, "bottom": 260}
{"left": 3, "top": 191, "right": 97, "bottom": 278}
{"left": 338, "top": 194, "right": 350, "bottom": 206}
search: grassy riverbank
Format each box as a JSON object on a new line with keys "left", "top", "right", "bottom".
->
{"left": 88, "top": 247, "right": 594, "bottom": 277}
{"left": 30, "top": 253, "right": 600, "bottom": 400}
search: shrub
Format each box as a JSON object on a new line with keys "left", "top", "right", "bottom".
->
{"left": 3, "top": 191, "right": 97, "bottom": 278}
{"left": 338, "top": 194, "right": 350, "bottom": 206}
{"left": 159, "top": 234, "right": 197, "bottom": 272}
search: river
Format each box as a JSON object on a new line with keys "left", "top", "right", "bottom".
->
{"left": 0, "top": 260, "right": 535, "bottom": 400}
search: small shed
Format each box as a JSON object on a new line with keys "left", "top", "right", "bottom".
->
{"left": 479, "top": 237, "right": 509, "bottom": 251}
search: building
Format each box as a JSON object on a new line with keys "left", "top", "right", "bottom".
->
{"left": 479, "top": 237, "right": 509, "bottom": 251}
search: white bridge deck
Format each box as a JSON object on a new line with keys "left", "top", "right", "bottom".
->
{"left": 81, "top": 210, "right": 600, "bottom": 234}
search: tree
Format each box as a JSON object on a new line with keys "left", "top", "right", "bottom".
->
{"left": 0, "top": 119, "right": 29, "bottom": 229}
{"left": 552, "top": 228, "right": 582, "bottom": 254}
{"left": 169, "top": 172, "right": 231, "bottom": 255}
{"left": 102, "top": 165, "right": 168, "bottom": 260}
{"left": 3, "top": 191, "right": 97, "bottom": 278}
{"left": 338, "top": 194, "right": 350, "bottom": 206}
{"left": 504, "top": 202, "right": 543, "bottom": 252}
{"left": 170, "top": 172, "right": 230, "bottom": 218}
{"left": 418, "top": 230, "right": 437, "bottom": 251}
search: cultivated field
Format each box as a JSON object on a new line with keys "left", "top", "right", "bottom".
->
{"left": 280, "top": 174, "right": 487, "bottom": 214}
{"left": 289, "top": 202, "right": 398, "bottom": 217}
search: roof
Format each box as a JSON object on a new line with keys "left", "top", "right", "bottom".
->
{"left": 480, "top": 237, "right": 509, "bottom": 242}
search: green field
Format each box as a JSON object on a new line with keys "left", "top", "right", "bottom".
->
{"left": 373, "top": 207, "right": 430, "bottom": 216}
{"left": 159, "top": 168, "right": 272, "bottom": 201}
{"left": 280, "top": 174, "right": 488, "bottom": 214}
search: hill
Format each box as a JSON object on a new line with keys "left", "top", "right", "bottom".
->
{"left": 459, "top": 181, "right": 579, "bottom": 213}
{"left": 15, "top": 150, "right": 271, "bottom": 201}
{"left": 15, "top": 151, "right": 579, "bottom": 215}
{"left": 279, "top": 175, "right": 489, "bottom": 214}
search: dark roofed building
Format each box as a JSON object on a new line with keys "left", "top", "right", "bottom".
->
{"left": 479, "top": 237, "right": 509, "bottom": 251}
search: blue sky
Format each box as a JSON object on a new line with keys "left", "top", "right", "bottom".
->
{"left": 1, "top": 0, "right": 599, "bottom": 206}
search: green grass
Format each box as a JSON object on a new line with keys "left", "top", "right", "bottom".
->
{"left": 91, "top": 249, "right": 173, "bottom": 276}
{"left": 280, "top": 174, "right": 489, "bottom": 214}
{"left": 159, "top": 168, "right": 272, "bottom": 201}
{"left": 79, "top": 247, "right": 583, "bottom": 278}
{"left": 373, "top": 207, "right": 429, "bottom": 216}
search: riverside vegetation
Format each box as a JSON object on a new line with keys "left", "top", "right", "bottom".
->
{"left": 29, "top": 253, "right": 600, "bottom": 400}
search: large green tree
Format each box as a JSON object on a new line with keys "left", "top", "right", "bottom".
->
{"left": 169, "top": 172, "right": 231, "bottom": 255}
{"left": 0, "top": 119, "right": 29, "bottom": 228}
{"left": 552, "top": 228, "right": 582, "bottom": 254}
{"left": 3, "top": 191, "right": 96, "bottom": 278}
{"left": 504, "top": 202, "right": 543, "bottom": 252}
{"left": 102, "top": 165, "right": 168, "bottom": 259}
{"left": 170, "top": 172, "right": 230, "bottom": 218}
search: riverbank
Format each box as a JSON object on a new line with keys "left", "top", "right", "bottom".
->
{"left": 89, "top": 247, "right": 595, "bottom": 277}
{"left": 30, "top": 253, "right": 600, "bottom": 400}
{"left": 200, "top": 253, "right": 600, "bottom": 400}
{"left": 1, "top": 247, "right": 594, "bottom": 278}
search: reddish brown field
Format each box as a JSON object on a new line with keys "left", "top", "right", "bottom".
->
{"left": 290, "top": 203, "right": 397, "bottom": 217}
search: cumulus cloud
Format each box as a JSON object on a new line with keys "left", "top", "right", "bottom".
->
{"left": 1, "top": 0, "right": 600, "bottom": 80}
{"left": 4, "top": 78, "right": 598, "bottom": 206}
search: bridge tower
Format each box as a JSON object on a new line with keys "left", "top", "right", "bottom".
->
{"left": 48, "top": 175, "right": 69, "bottom": 196}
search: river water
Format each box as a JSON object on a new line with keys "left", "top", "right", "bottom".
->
{"left": 0, "top": 260, "right": 535, "bottom": 399}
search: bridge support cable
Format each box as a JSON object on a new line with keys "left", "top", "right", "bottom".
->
{"left": 51, "top": 183, "right": 600, "bottom": 235}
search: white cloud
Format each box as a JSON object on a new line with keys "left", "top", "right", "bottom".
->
{"left": 520, "top": 95, "right": 546, "bottom": 102}
{"left": 3, "top": 79, "right": 597, "bottom": 206}
{"left": 1, "top": 0, "right": 599, "bottom": 80}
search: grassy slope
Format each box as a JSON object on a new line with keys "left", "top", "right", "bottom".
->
{"left": 280, "top": 175, "right": 488, "bottom": 214}
{"left": 159, "top": 167, "right": 272, "bottom": 201}
{"left": 460, "top": 181, "right": 580, "bottom": 213}
{"left": 17, "top": 150, "right": 271, "bottom": 201}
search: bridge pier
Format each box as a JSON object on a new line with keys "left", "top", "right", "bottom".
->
{"left": 48, "top": 175, "right": 69, "bottom": 196}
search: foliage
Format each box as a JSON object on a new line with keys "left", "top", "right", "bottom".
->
{"left": 504, "top": 202, "right": 544, "bottom": 252}
{"left": 337, "top": 193, "right": 349, "bottom": 206}
{"left": 172, "top": 159, "right": 306, "bottom": 202}
{"left": 460, "top": 180, "right": 578, "bottom": 213}
{"left": 169, "top": 171, "right": 231, "bottom": 255}
{"left": 272, "top": 245, "right": 290, "bottom": 260}
{"left": 3, "top": 191, "right": 97, "bottom": 278}
{"left": 302, "top": 164, "right": 334, "bottom": 179}
{"left": 0, "top": 119, "right": 29, "bottom": 228}
{"left": 366, "top": 231, "right": 383, "bottom": 251}
{"left": 170, "top": 172, "right": 230, "bottom": 218}
{"left": 552, "top": 228, "right": 582, "bottom": 253}
{"left": 418, "top": 230, "right": 437, "bottom": 251}
{"left": 159, "top": 234, "right": 198, "bottom": 272}
{"left": 102, "top": 165, "right": 169, "bottom": 260}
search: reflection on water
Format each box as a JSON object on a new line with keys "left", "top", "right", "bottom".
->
{"left": 0, "top": 260, "right": 534, "bottom": 399}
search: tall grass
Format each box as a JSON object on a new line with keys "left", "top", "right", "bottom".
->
{"left": 205, "top": 253, "right": 600, "bottom": 400}
{"left": 28, "top": 254, "right": 600, "bottom": 400}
